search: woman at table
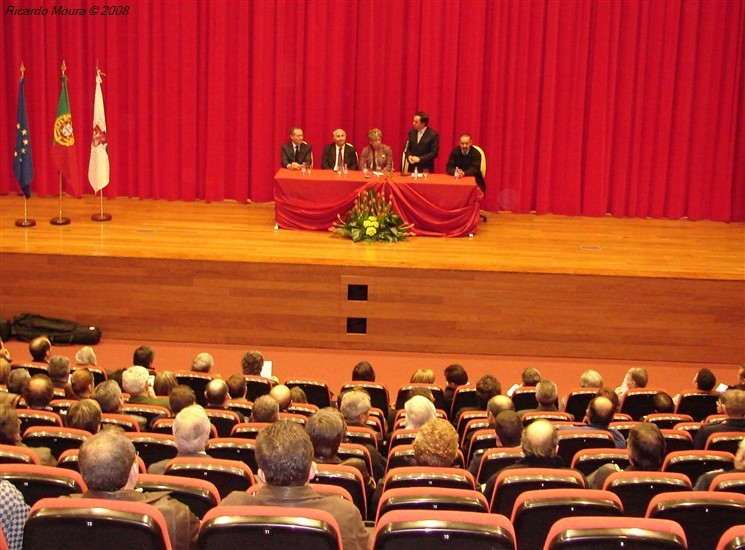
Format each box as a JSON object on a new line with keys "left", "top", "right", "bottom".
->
{"left": 359, "top": 128, "right": 393, "bottom": 172}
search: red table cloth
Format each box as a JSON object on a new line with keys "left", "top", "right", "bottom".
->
{"left": 274, "top": 169, "right": 484, "bottom": 237}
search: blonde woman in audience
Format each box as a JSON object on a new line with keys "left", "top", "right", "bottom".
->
{"left": 410, "top": 369, "right": 435, "bottom": 384}
{"left": 66, "top": 368, "right": 95, "bottom": 400}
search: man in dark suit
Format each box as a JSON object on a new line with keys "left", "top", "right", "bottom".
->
{"left": 405, "top": 111, "right": 439, "bottom": 173}
{"left": 280, "top": 127, "right": 313, "bottom": 169}
{"left": 321, "top": 129, "right": 358, "bottom": 171}
{"left": 446, "top": 133, "right": 485, "bottom": 191}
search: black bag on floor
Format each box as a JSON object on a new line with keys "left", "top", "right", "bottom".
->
{"left": 10, "top": 313, "right": 102, "bottom": 345}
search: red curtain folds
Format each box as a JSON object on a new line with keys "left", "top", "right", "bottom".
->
{"left": 2, "top": 0, "right": 743, "bottom": 221}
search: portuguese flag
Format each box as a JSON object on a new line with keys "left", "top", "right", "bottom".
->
{"left": 51, "top": 74, "right": 81, "bottom": 197}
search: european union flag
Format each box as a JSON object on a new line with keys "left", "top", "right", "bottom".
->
{"left": 13, "top": 75, "right": 33, "bottom": 199}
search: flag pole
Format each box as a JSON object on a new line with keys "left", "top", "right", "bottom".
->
{"left": 14, "top": 62, "right": 36, "bottom": 228}
{"left": 91, "top": 63, "right": 111, "bottom": 222}
{"left": 51, "top": 60, "right": 71, "bottom": 226}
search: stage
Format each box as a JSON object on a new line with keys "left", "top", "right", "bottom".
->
{"left": 0, "top": 195, "right": 743, "bottom": 365}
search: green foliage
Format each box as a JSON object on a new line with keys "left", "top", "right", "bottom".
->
{"left": 332, "top": 189, "right": 413, "bottom": 243}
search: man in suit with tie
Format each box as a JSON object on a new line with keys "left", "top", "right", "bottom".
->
{"left": 321, "top": 129, "right": 358, "bottom": 171}
{"left": 446, "top": 133, "right": 485, "bottom": 191}
{"left": 280, "top": 127, "right": 313, "bottom": 169}
{"left": 406, "top": 111, "right": 439, "bottom": 173}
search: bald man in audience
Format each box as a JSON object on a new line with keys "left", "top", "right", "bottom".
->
{"left": 149, "top": 405, "right": 212, "bottom": 475}
{"left": 23, "top": 374, "right": 54, "bottom": 411}
{"left": 77, "top": 430, "right": 199, "bottom": 550}
{"left": 558, "top": 395, "right": 626, "bottom": 448}
{"left": 205, "top": 378, "right": 244, "bottom": 421}
{"left": 463, "top": 394, "right": 515, "bottom": 454}
{"left": 270, "top": 384, "right": 292, "bottom": 411}
{"left": 250, "top": 395, "right": 280, "bottom": 423}
{"left": 482, "top": 420, "right": 584, "bottom": 502}
{"left": 28, "top": 337, "right": 51, "bottom": 364}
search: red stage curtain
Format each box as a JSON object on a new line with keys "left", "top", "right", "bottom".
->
{"left": 2, "top": 0, "right": 743, "bottom": 221}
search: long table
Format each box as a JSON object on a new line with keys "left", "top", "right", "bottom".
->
{"left": 274, "top": 169, "right": 484, "bottom": 237}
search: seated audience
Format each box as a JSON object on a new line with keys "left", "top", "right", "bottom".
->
{"left": 468, "top": 410, "right": 522, "bottom": 477}
{"left": 153, "top": 371, "right": 178, "bottom": 397}
{"left": 169, "top": 385, "right": 197, "bottom": 415}
{"left": 615, "top": 367, "right": 649, "bottom": 397}
{"left": 0, "top": 357, "right": 11, "bottom": 386}
{"left": 404, "top": 395, "right": 437, "bottom": 429}
{"left": 226, "top": 374, "right": 250, "bottom": 403}
{"left": 339, "top": 390, "right": 386, "bottom": 478}
{"left": 250, "top": 395, "right": 279, "bottom": 423}
{"left": 351, "top": 361, "right": 375, "bottom": 382}
{"left": 410, "top": 369, "right": 435, "bottom": 384}
{"left": 443, "top": 363, "right": 469, "bottom": 413}
{"left": 559, "top": 396, "right": 625, "bottom": 448}
{"left": 652, "top": 391, "right": 675, "bottom": 413}
{"left": 413, "top": 418, "right": 459, "bottom": 467}
{"left": 48, "top": 355, "right": 71, "bottom": 389}
{"left": 0, "top": 479, "right": 29, "bottom": 550}
{"left": 221, "top": 420, "right": 369, "bottom": 550}
{"left": 289, "top": 386, "right": 308, "bottom": 404}
{"left": 455, "top": 374, "right": 502, "bottom": 422}
{"left": 205, "top": 379, "right": 244, "bottom": 421}
{"left": 28, "top": 336, "right": 51, "bottom": 364}
{"left": 674, "top": 368, "right": 717, "bottom": 407}
{"left": 74, "top": 345, "right": 97, "bottom": 366}
{"left": 93, "top": 380, "right": 124, "bottom": 413}
{"left": 132, "top": 345, "right": 156, "bottom": 374}
{"left": 269, "top": 384, "right": 292, "bottom": 411}
{"left": 149, "top": 405, "right": 211, "bottom": 474}
{"left": 7, "top": 369, "right": 29, "bottom": 397}
{"left": 587, "top": 422, "right": 666, "bottom": 489}
{"left": 694, "top": 435, "right": 745, "bottom": 490}
{"left": 77, "top": 429, "right": 199, "bottom": 550}
{"left": 23, "top": 374, "right": 54, "bottom": 411}
{"left": 66, "top": 368, "right": 95, "bottom": 400}
{"left": 579, "top": 370, "right": 604, "bottom": 388}
{"left": 190, "top": 352, "right": 213, "bottom": 373}
{"left": 122, "top": 366, "right": 170, "bottom": 409}
{"left": 0, "top": 402, "right": 56, "bottom": 466}
{"left": 517, "top": 379, "right": 559, "bottom": 417}
{"left": 0, "top": 363, "right": 23, "bottom": 407}
{"left": 65, "top": 398, "right": 102, "bottom": 434}
{"left": 694, "top": 388, "right": 745, "bottom": 449}
{"left": 241, "top": 350, "right": 264, "bottom": 376}
{"left": 521, "top": 368, "right": 542, "bottom": 387}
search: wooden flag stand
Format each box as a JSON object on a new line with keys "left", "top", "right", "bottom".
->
{"left": 15, "top": 196, "right": 36, "bottom": 227}
{"left": 91, "top": 192, "right": 112, "bottom": 221}
{"left": 50, "top": 172, "right": 71, "bottom": 225}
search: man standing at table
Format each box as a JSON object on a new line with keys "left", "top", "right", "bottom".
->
{"left": 405, "top": 111, "right": 439, "bottom": 173}
{"left": 281, "top": 127, "right": 313, "bottom": 169}
{"left": 321, "top": 129, "right": 358, "bottom": 171}
{"left": 446, "top": 133, "right": 484, "bottom": 191}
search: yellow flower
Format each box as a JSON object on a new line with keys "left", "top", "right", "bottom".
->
{"left": 366, "top": 227, "right": 377, "bottom": 236}
{"left": 373, "top": 222, "right": 379, "bottom": 228}
{"left": 369, "top": 216, "right": 378, "bottom": 222}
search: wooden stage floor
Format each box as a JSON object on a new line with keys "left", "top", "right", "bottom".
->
{"left": 1, "top": 195, "right": 743, "bottom": 364}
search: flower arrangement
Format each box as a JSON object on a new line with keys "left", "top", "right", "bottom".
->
{"left": 332, "top": 188, "right": 413, "bottom": 243}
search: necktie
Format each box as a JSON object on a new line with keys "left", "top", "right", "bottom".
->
{"left": 294, "top": 146, "right": 300, "bottom": 163}
{"left": 337, "top": 147, "right": 343, "bottom": 170}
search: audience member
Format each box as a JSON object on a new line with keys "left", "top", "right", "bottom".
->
{"left": 48, "top": 355, "right": 71, "bottom": 388}
{"left": 93, "top": 380, "right": 124, "bottom": 413}
{"left": 153, "top": 371, "right": 178, "bottom": 397}
{"left": 65, "top": 398, "right": 102, "bottom": 434}
{"left": 0, "top": 479, "right": 29, "bottom": 550}
{"left": 413, "top": 418, "right": 459, "bottom": 467}
{"left": 0, "top": 403, "right": 56, "bottom": 466}
{"left": 74, "top": 346, "right": 97, "bottom": 366}
{"left": 408, "top": 386, "right": 435, "bottom": 403}
{"left": 694, "top": 388, "right": 745, "bottom": 448}
{"left": 443, "top": 364, "right": 469, "bottom": 413}
{"left": 148, "top": 405, "right": 211, "bottom": 474}
{"left": 587, "top": 423, "right": 665, "bottom": 489}
{"left": 351, "top": 361, "right": 375, "bottom": 382}
{"left": 190, "top": 352, "right": 213, "bottom": 373}
{"left": 559, "top": 396, "right": 625, "bottom": 448}
{"left": 0, "top": 365, "right": 25, "bottom": 407}
{"left": 122, "top": 366, "right": 170, "bottom": 409}
{"left": 78, "top": 430, "right": 199, "bottom": 550}
{"left": 132, "top": 345, "right": 156, "bottom": 373}
{"left": 579, "top": 370, "right": 604, "bottom": 388}
{"left": 221, "top": 420, "right": 369, "bottom": 550}
{"left": 289, "top": 386, "right": 308, "bottom": 404}
{"left": 0, "top": 357, "right": 10, "bottom": 386}
{"left": 226, "top": 374, "right": 249, "bottom": 402}
{"left": 205, "top": 379, "right": 244, "bottom": 421}
{"left": 339, "top": 390, "right": 386, "bottom": 478}
{"left": 404, "top": 395, "right": 436, "bottom": 429}
{"left": 518, "top": 379, "right": 558, "bottom": 417}
{"left": 269, "top": 384, "right": 292, "bottom": 411}
{"left": 320, "top": 128, "right": 358, "bottom": 171}
{"left": 250, "top": 395, "right": 279, "bottom": 423}
{"left": 66, "top": 368, "right": 94, "bottom": 399}
{"left": 694, "top": 435, "right": 745, "bottom": 490}
{"left": 615, "top": 367, "right": 649, "bottom": 397}
{"left": 521, "top": 368, "right": 542, "bottom": 387}
{"left": 169, "top": 385, "right": 197, "bottom": 415}
{"left": 410, "top": 369, "right": 435, "bottom": 384}
{"left": 28, "top": 336, "right": 51, "bottom": 364}
{"left": 468, "top": 409, "right": 522, "bottom": 477}
{"left": 23, "top": 374, "right": 54, "bottom": 410}
{"left": 241, "top": 350, "right": 264, "bottom": 375}
{"left": 652, "top": 391, "right": 675, "bottom": 413}
{"left": 694, "top": 368, "right": 717, "bottom": 391}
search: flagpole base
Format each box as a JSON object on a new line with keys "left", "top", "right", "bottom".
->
{"left": 50, "top": 217, "right": 71, "bottom": 226}
{"left": 15, "top": 219, "right": 36, "bottom": 227}
{"left": 91, "top": 213, "right": 112, "bottom": 222}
